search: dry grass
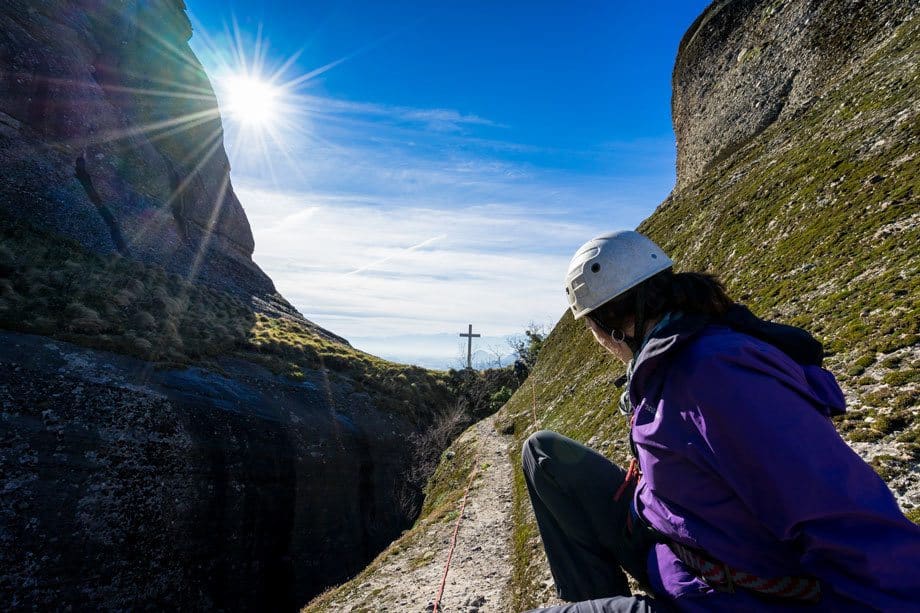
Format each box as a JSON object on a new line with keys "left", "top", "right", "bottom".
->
{"left": 0, "top": 222, "right": 455, "bottom": 423}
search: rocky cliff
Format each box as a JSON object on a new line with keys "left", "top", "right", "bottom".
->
{"left": 0, "top": 1, "right": 458, "bottom": 609}
{"left": 497, "top": 1, "right": 919, "bottom": 609}
{"left": 0, "top": 0, "right": 279, "bottom": 302}
{"left": 673, "top": 0, "right": 915, "bottom": 189}
{"left": 1, "top": 332, "right": 440, "bottom": 610}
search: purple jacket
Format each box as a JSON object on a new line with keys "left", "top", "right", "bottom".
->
{"left": 628, "top": 310, "right": 920, "bottom": 611}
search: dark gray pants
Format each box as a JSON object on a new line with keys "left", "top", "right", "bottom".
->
{"left": 521, "top": 430, "right": 667, "bottom": 613}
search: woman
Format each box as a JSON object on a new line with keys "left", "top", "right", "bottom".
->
{"left": 522, "top": 231, "right": 920, "bottom": 612}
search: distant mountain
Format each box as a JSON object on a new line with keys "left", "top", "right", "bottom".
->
{"left": 349, "top": 332, "right": 516, "bottom": 370}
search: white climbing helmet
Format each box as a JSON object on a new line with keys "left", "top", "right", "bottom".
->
{"left": 564, "top": 230, "right": 673, "bottom": 319}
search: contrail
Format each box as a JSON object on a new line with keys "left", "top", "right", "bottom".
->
{"left": 345, "top": 234, "right": 447, "bottom": 276}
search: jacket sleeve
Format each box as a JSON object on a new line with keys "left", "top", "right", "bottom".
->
{"left": 677, "top": 342, "right": 920, "bottom": 609}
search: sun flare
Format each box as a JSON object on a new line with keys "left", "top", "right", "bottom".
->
{"left": 191, "top": 16, "right": 347, "bottom": 170}
{"left": 221, "top": 74, "right": 282, "bottom": 128}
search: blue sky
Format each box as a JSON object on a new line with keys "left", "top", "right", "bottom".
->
{"left": 186, "top": 0, "right": 710, "bottom": 368}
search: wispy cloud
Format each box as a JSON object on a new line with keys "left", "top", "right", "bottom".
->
{"left": 345, "top": 234, "right": 448, "bottom": 276}
{"left": 221, "top": 97, "right": 673, "bottom": 367}
{"left": 296, "top": 95, "right": 504, "bottom": 132}
{"left": 240, "top": 185, "right": 633, "bottom": 342}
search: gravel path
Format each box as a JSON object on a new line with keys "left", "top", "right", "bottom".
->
{"left": 314, "top": 416, "right": 516, "bottom": 612}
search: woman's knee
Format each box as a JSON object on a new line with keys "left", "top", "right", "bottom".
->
{"left": 522, "top": 429, "right": 557, "bottom": 463}
{"left": 522, "top": 429, "right": 558, "bottom": 480}
{"left": 524, "top": 430, "right": 618, "bottom": 486}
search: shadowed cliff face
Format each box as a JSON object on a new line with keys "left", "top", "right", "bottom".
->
{"left": 0, "top": 332, "right": 418, "bottom": 610}
{"left": 0, "top": 1, "right": 460, "bottom": 609}
{"left": 0, "top": 0, "right": 269, "bottom": 301}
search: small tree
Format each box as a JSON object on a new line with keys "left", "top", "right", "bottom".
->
{"left": 484, "top": 342, "right": 506, "bottom": 368}
{"left": 507, "top": 322, "right": 547, "bottom": 374}
{"left": 489, "top": 385, "right": 513, "bottom": 411}
{"left": 395, "top": 402, "right": 471, "bottom": 520}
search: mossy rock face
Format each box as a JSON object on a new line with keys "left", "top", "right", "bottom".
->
{"left": 497, "top": 4, "right": 919, "bottom": 609}
{"left": 640, "top": 6, "right": 920, "bottom": 433}
{"left": 0, "top": 222, "right": 456, "bottom": 424}
{"left": 672, "top": 0, "right": 916, "bottom": 190}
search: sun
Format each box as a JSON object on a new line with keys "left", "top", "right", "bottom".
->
{"left": 191, "top": 17, "right": 345, "bottom": 170}
{"left": 221, "top": 74, "right": 282, "bottom": 129}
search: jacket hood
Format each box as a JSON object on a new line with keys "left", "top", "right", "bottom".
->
{"left": 629, "top": 305, "right": 845, "bottom": 416}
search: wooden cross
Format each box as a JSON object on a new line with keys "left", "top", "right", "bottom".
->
{"left": 459, "top": 324, "right": 481, "bottom": 369}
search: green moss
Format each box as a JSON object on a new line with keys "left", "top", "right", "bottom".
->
{"left": 906, "top": 507, "right": 920, "bottom": 526}
{"left": 419, "top": 435, "right": 478, "bottom": 519}
{"left": 846, "top": 427, "right": 886, "bottom": 443}
{"left": 873, "top": 411, "right": 911, "bottom": 435}
{"left": 862, "top": 388, "right": 894, "bottom": 405}
{"left": 896, "top": 426, "right": 920, "bottom": 445}
{"left": 869, "top": 454, "right": 904, "bottom": 481}
{"left": 883, "top": 369, "right": 920, "bottom": 386}
{"left": 847, "top": 354, "right": 876, "bottom": 376}
{"left": 881, "top": 356, "right": 903, "bottom": 369}
{"left": 867, "top": 448, "right": 918, "bottom": 519}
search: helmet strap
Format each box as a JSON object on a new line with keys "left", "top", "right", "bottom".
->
{"left": 625, "top": 283, "right": 647, "bottom": 356}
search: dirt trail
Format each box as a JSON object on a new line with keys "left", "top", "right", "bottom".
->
{"left": 313, "top": 416, "right": 517, "bottom": 612}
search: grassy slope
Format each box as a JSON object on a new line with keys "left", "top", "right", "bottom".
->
{"left": 0, "top": 223, "right": 454, "bottom": 422}
{"left": 497, "top": 12, "right": 919, "bottom": 611}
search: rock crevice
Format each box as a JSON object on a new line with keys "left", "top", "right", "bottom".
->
{"left": 74, "top": 154, "right": 130, "bottom": 256}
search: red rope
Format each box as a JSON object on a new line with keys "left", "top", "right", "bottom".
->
{"left": 614, "top": 412, "right": 640, "bottom": 502}
{"left": 613, "top": 457, "right": 639, "bottom": 502}
{"left": 432, "top": 462, "right": 478, "bottom": 613}
{"left": 531, "top": 377, "right": 538, "bottom": 429}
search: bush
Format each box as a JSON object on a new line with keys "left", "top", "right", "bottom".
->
{"left": 490, "top": 386, "right": 513, "bottom": 411}
{"left": 447, "top": 365, "right": 521, "bottom": 419}
{"left": 395, "top": 404, "right": 472, "bottom": 521}
{"left": 507, "top": 323, "right": 548, "bottom": 373}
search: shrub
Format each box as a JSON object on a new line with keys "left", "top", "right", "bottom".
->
{"left": 131, "top": 311, "right": 156, "bottom": 330}
{"left": 490, "top": 386, "right": 513, "bottom": 410}
{"left": 70, "top": 315, "right": 107, "bottom": 335}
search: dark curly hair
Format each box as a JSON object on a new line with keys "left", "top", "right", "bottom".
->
{"left": 587, "top": 269, "right": 733, "bottom": 345}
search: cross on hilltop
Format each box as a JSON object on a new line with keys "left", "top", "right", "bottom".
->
{"left": 459, "top": 324, "right": 481, "bottom": 370}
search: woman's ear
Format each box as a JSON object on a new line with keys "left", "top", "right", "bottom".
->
{"left": 586, "top": 317, "right": 633, "bottom": 363}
